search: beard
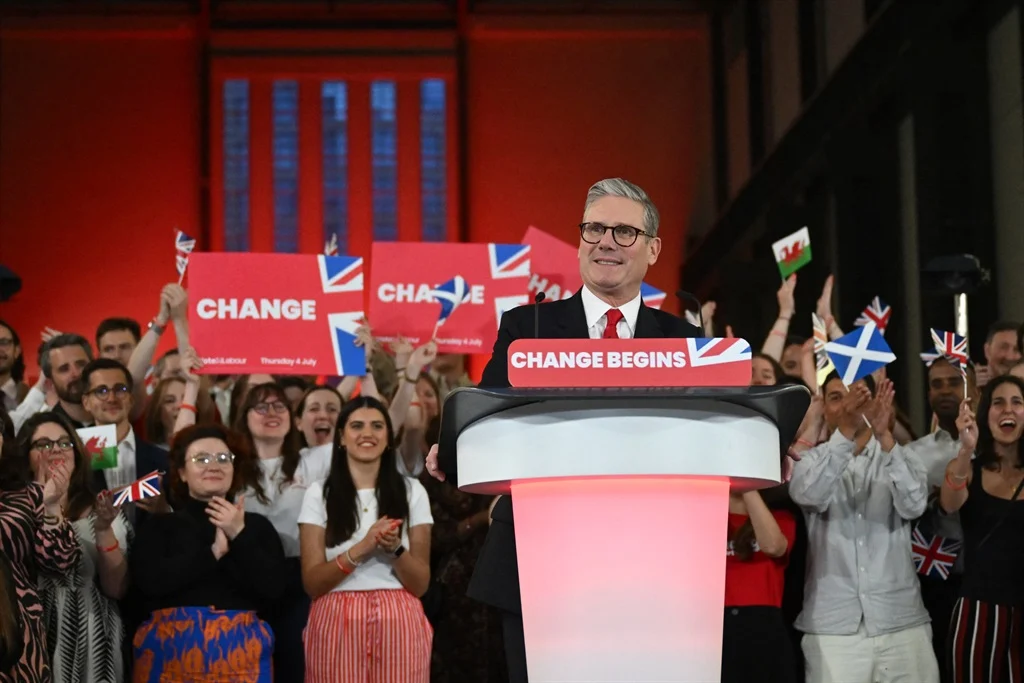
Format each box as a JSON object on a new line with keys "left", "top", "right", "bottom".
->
{"left": 55, "top": 379, "right": 83, "bottom": 405}
{"left": 0, "top": 355, "right": 12, "bottom": 375}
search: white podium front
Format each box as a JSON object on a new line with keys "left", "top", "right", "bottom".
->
{"left": 438, "top": 386, "right": 810, "bottom": 683}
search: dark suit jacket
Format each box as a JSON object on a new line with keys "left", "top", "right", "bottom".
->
{"left": 463, "top": 289, "right": 701, "bottom": 614}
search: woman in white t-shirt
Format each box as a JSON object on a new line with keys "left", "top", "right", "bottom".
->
{"left": 298, "top": 395, "right": 433, "bottom": 683}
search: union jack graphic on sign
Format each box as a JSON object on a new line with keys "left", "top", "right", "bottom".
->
{"left": 686, "top": 338, "right": 752, "bottom": 367}
{"left": 911, "top": 527, "right": 961, "bottom": 580}
{"left": 111, "top": 470, "right": 162, "bottom": 507}
{"left": 488, "top": 244, "right": 531, "bottom": 280}
{"left": 319, "top": 255, "right": 366, "bottom": 376}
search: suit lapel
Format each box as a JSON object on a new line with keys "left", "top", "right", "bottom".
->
{"left": 634, "top": 303, "right": 665, "bottom": 339}
{"left": 552, "top": 290, "right": 591, "bottom": 339}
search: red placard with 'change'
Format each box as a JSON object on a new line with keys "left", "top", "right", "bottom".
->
{"left": 507, "top": 338, "right": 752, "bottom": 388}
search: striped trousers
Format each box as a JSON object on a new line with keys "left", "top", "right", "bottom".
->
{"left": 304, "top": 589, "right": 432, "bottom": 683}
{"left": 947, "top": 597, "right": 1024, "bottom": 683}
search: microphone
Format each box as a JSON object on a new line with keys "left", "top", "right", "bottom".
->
{"left": 533, "top": 291, "right": 546, "bottom": 338}
{"left": 676, "top": 290, "right": 704, "bottom": 333}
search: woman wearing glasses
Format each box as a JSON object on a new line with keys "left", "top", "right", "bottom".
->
{"left": 129, "top": 424, "right": 285, "bottom": 683}
{"left": 19, "top": 412, "right": 131, "bottom": 683}
{"left": 0, "top": 411, "right": 81, "bottom": 683}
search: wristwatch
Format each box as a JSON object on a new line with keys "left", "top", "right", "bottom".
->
{"left": 392, "top": 545, "right": 406, "bottom": 559}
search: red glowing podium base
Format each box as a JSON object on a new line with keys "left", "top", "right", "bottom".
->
{"left": 437, "top": 339, "right": 810, "bottom": 682}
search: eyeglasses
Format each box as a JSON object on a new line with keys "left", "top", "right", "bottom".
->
{"left": 579, "top": 222, "right": 652, "bottom": 248}
{"left": 252, "top": 401, "right": 288, "bottom": 416}
{"left": 189, "top": 452, "right": 235, "bottom": 467}
{"left": 85, "top": 384, "right": 131, "bottom": 400}
{"left": 31, "top": 438, "right": 75, "bottom": 453}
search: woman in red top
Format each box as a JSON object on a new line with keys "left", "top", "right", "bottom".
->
{"left": 723, "top": 487, "right": 798, "bottom": 683}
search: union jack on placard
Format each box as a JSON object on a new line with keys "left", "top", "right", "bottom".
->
{"left": 639, "top": 282, "right": 666, "bottom": 310}
{"left": 111, "top": 470, "right": 162, "bottom": 507}
{"left": 854, "top": 297, "right": 892, "bottom": 335}
{"left": 930, "top": 329, "right": 968, "bottom": 366}
{"left": 319, "top": 255, "right": 364, "bottom": 294}
{"left": 488, "top": 244, "right": 531, "bottom": 280}
{"left": 911, "top": 527, "right": 961, "bottom": 580}
{"left": 686, "top": 337, "right": 752, "bottom": 367}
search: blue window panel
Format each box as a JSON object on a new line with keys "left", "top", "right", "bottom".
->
{"left": 420, "top": 78, "right": 447, "bottom": 242}
{"left": 321, "top": 81, "right": 349, "bottom": 254}
{"left": 223, "top": 79, "right": 250, "bottom": 252}
{"left": 371, "top": 80, "right": 398, "bottom": 241}
{"left": 272, "top": 80, "right": 299, "bottom": 253}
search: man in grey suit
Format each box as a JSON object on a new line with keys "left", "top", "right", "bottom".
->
{"left": 426, "top": 178, "right": 701, "bottom": 682}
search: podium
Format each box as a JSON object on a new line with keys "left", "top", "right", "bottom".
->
{"left": 438, "top": 381, "right": 810, "bottom": 683}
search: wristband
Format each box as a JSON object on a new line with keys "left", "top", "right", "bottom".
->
{"left": 392, "top": 545, "right": 406, "bottom": 559}
{"left": 405, "top": 370, "right": 419, "bottom": 383}
{"left": 770, "top": 330, "right": 788, "bottom": 338}
{"left": 778, "top": 315, "right": 792, "bottom": 322}
{"left": 795, "top": 438, "right": 816, "bottom": 449}
{"left": 98, "top": 539, "right": 120, "bottom": 553}
{"left": 945, "top": 472, "right": 968, "bottom": 490}
{"left": 344, "top": 549, "right": 362, "bottom": 567}
{"left": 180, "top": 403, "right": 198, "bottom": 415}
{"left": 43, "top": 514, "right": 60, "bottom": 526}
{"left": 335, "top": 554, "right": 353, "bottom": 575}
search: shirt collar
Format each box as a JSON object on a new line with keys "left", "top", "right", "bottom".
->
{"left": 0, "top": 378, "right": 15, "bottom": 400}
{"left": 580, "top": 285, "right": 643, "bottom": 334}
{"left": 119, "top": 426, "right": 136, "bottom": 452}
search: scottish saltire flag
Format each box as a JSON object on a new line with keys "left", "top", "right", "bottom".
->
{"left": 686, "top": 338, "right": 751, "bottom": 367}
{"left": 854, "top": 297, "right": 892, "bottom": 336}
{"left": 930, "top": 329, "right": 969, "bottom": 366}
{"left": 488, "top": 244, "right": 531, "bottom": 279}
{"left": 324, "top": 233, "right": 339, "bottom": 257}
{"left": 640, "top": 282, "right": 666, "bottom": 310}
{"left": 825, "top": 322, "right": 896, "bottom": 385}
{"left": 911, "top": 527, "right": 961, "bottom": 580}
{"left": 812, "top": 313, "right": 836, "bottom": 387}
{"left": 431, "top": 276, "right": 472, "bottom": 327}
{"left": 111, "top": 470, "right": 162, "bottom": 507}
{"left": 771, "top": 227, "right": 812, "bottom": 278}
{"left": 319, "top": 255, "right": 366, "bottom": 376}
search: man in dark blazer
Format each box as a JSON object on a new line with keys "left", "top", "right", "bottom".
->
{"left": 427, "top": 178, "right": 701, "bottom": 682}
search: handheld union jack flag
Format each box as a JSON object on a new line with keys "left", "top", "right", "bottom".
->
{"left": 111, "top": 470, "right": 162, "bottom": 507}
{"left": 431, "top": 276, "right": 472, "bottom": 333}
{"left": 685, "top": 338, "right": 751, "bottom": 367}
{"left": 911, "top": 527, "right": 961, "bottom": 580}
{"left": 930, "top": 329, "right": 968, "bottom": 366}
{"left": 324, "top": 233, "right": 339, "bottom": 257}
{"left": 854, "top": 297, "right": 892, "bottom": 336}
{"left": 920, "top": 350, "right": 941, "bottom": 366}
{"left": 175, "top": 230, "right": 196, "bottom": 285}
{"left": 812, "top": 313, "right": 836, "bottom": 387}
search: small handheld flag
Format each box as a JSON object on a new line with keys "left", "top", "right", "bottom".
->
{"left": 930, "top": 328, "right": 969, "bottom": 398}
{"left": 110, "top": 470, "right": 162, "bottom": 507}
{"left": 920, "top": 350, "right": 941, "bottom": 366}
{"left": 854, "top": 297, "right": 892, "bottom": 336}
{"left": 430, "top": 276, "right": 472, "bottom": 338}
{"left": 79, "top": 425, "right": 119, "bottom": 470}
{"left": 911, "top": 527, "right": 961, "bottom": 580}
{"left": 825, "top": 322, "right": 896, "bottom": 386}
{"left": 812, "top": 313, "right": 836, "bottom": 387}
{"left": 324, "top": 233, "right": 339, "bottom": 257}
{"left": 771, "top": 227, "right": 812, "bottom": 279}
{"left": 175, "top": 230, "right": 196, "bottom": 285}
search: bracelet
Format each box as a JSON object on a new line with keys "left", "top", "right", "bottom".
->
{"left": 778, "top": 315, "right": 792, "bottom": 322}
{"left": 334, "top": 554, "right": 353, "bottom": 575}
{"left": 43, "top": 515, "right": 60, "bottom": 526}
{"left": 98, "top": 539, "right": 120, "bottom": 553}
{"left": 149, "top": 318, "right": 166, "bottom": 335}
{"left": 179, "top": 403, "right": 198, "bottom": 415}
{"left": 795, "top": 438, "right": 816, "bottom": 449}
{"left": 344, "top": 549, "right": 362, "bottom": 567}
{"left": 405, "top": 371, "right": 418, "bottom": 383}
{"left": 770, "top": 330, "right": 788, "bottom": 338}
{"left": 945, "top": 472, "right": 968, "bottom": 490}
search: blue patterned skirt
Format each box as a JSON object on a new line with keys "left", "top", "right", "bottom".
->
{"left": 132, "top": 606, "right": 274, "bottom": 683}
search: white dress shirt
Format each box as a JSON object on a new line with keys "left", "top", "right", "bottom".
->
{"left": 580, "top": 285, "right": 641, "bottom": 339}
{"left": 103, "top": 427, "right": 138, "bottom": 490}
{"left": 905, "top": 429, "right": 960, "bottom": 489}
{"left": 1, "top": 378, "right": 18, "bottom": 413}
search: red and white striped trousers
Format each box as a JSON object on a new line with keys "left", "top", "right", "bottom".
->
{"left": 948, "top": 596, "right": 1024, "bottom": 683}
{"left": 304, "top": 589, "right": 433, "bottom": 683}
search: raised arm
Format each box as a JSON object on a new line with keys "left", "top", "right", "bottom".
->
{"left": 390, "top": 341, "right": 437, "bottom": 433}
{"left": 92, "top": 495, "right": 129, "bottom": 600}
{"left": 127, "top": 286, "right": 173, "bottom": 419}
{"left": 761, "top": 275, "right": 796, "bottom": 361}
{"left": 816, "top": 275, "right": 844, "bottom": 340}
{"left": 940, "top": 401, "right": 977, "bottom": 514}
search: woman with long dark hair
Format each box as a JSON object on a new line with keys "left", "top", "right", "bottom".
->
{"left": 940, "top": 375, "right": 1024, "bottom": 682}
{"left": 0, "top": 410, "right": 80, "bottom": 683}
{"left": 129, "top": 424, "right": 286, "bottom": 682}
{"left": 299, "top": 396, "right": 433, "bottom": 682}
{"left": 25, "top": 411, "right": 131, "bottom": 683}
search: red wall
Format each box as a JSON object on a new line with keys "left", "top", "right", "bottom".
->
{"left": 465, "top": 17, "right": 710, "bottom": 315}
{"left": 0, "top": 15, "right": 709, "bottom": 380}
{"left": 0, "top": 23, "right": 201, "bottom": 377}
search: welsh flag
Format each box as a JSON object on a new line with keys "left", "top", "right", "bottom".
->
{"left": 771, "top": 227, "right": 812, "bottom": 279}
{"left": 78, "top": 424, "right": 119, "bottom": 470}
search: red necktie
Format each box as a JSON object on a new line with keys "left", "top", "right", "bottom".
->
{"left": 603, "top": 308, "right": 624, "bottom": 339}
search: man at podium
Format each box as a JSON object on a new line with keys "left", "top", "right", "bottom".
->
{"left": 426, "top": 178, "right": 701, "bottom": 682}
